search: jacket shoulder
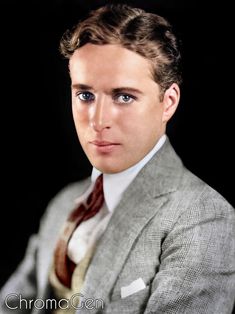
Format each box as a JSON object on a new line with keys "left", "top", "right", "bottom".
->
{"left": 175, "top": 167, "right": 234, "bottom": 219}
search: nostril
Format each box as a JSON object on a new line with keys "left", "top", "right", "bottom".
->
{"left": 90, "top": 120, "right": 111, "bottom": 132}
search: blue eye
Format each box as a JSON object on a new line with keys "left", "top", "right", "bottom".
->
{"left": 116, "top": 94, "right": 135, "bottom": 104}
{"left": 77, "top": 92, "right": 95, "bottom": 102}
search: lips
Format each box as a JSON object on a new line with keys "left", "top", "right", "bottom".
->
{"left": 89, "top": 140, "right": 121, "bottom": 153}
{"left": 90, "top": 140, "right": 120, "bottom": 146}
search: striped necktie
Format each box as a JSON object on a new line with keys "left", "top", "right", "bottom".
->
{"left": 54, "top": 174, "right": 104, "bottom": 288}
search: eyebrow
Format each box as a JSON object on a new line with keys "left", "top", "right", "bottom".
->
{"left": 71, "top": 84, "right": 143, "bottom": 95}
{"left": 71, "top": 84, "right": 93, "bottom": 90}
{"left": 112, "top": 87, "right": 143, "bottom": 95}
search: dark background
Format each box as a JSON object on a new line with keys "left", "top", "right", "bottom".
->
{"left": 1, "top": 0, "right": 234, "bottom": 303}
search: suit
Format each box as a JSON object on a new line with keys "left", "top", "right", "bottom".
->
{"left": 1, "top": 138, "right": 235, "bottom": 313}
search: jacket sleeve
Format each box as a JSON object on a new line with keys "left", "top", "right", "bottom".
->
{"left": 144, "top": 198, "right": 235, "bottom": 314}
{"left": 0, "top": 179, "right": 89, "bottom": 314}
{"left": 0, "top": 234, "right": 38, "bottom": 313}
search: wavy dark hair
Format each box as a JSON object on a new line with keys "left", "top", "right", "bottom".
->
{"left": 60, "top": 4, "right": 182, "bottom": 98}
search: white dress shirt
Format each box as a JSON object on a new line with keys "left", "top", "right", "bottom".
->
{"left": 67, "top": 134, "right": 166, "bottom": 264}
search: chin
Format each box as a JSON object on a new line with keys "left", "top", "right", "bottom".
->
{"left": 91, "top": 160, "right": 127, "bottom": 174}
{"left": 94, "top": 165, "right": 122, "bottom": 174}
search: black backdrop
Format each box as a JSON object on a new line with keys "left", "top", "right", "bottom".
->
{"left": 1, "top": 0, "right": 234, "bottom": 301}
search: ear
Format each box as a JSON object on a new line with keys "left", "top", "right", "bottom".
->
{"left": 162, "top": 83, "right": 180, "bottom": 123}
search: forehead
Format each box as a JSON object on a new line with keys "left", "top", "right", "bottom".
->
{"left": 69, "top": 44, "right": 154, "bottom": 88}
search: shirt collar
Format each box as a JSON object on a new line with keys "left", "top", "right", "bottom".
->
{"left": 91, "top": 134, "right": 166, "bottom": 212}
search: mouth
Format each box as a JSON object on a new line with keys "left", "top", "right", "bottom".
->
{"left": 90, "top": 140, "right": 120, "bottom": 146}
{"left": 89, "top": 140, "right": 121, "bottom": 153}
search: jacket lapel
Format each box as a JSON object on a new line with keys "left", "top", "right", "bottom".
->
{"left": 37, "top": 179, "right": 91, "bottom": 298}
{"left": 80, "top": 138, "right": 184, "bottom": 309}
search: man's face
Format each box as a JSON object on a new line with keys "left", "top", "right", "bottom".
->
{"left": 69, "top": 44, "right": 168, "bottom": 173}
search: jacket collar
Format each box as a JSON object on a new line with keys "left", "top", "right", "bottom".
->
{"left": 139, "top": 136, "right": 183, "bottom": 198}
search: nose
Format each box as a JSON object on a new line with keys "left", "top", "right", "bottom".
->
{"left": 90, "top": 97, "right": 111, "bottom": 132}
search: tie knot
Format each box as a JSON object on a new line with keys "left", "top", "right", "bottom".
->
{"left": 84, "top": 174, "right": 104, "bottom": 220}
{"left": 86, "top": 174, "right": 104, "bottom": 209}
{"left": 93, "top": 174, "right": 103, "bottom": 194}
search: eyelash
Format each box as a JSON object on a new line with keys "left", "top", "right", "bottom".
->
{"left": 76, "top": 92, "right": 137, "bottom": 104}
{"left": 76, "top": 92, "right": 95, "bottom": 102}
{"left": 115, "top": 93, "right": 136, "bottom": 104}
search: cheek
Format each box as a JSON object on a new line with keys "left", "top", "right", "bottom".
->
{"left": 122, "top": 107, "right": 161, "bottom": 136}
{"left": 125, "top": 113, "right": 163, "bottom": 153}
{"left": 72, "top": 101, "right": 89, "bottom": 125}
{"left": 72, "top": 107, "right": 89, "bottom": 144}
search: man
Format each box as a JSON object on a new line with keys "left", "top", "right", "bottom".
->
{"left": 0, "top": 4, "right": 234, "bottom": 314}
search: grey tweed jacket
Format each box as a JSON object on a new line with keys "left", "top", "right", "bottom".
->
{"left": 0, "top": 138, "right": 235, "bottom": 313}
